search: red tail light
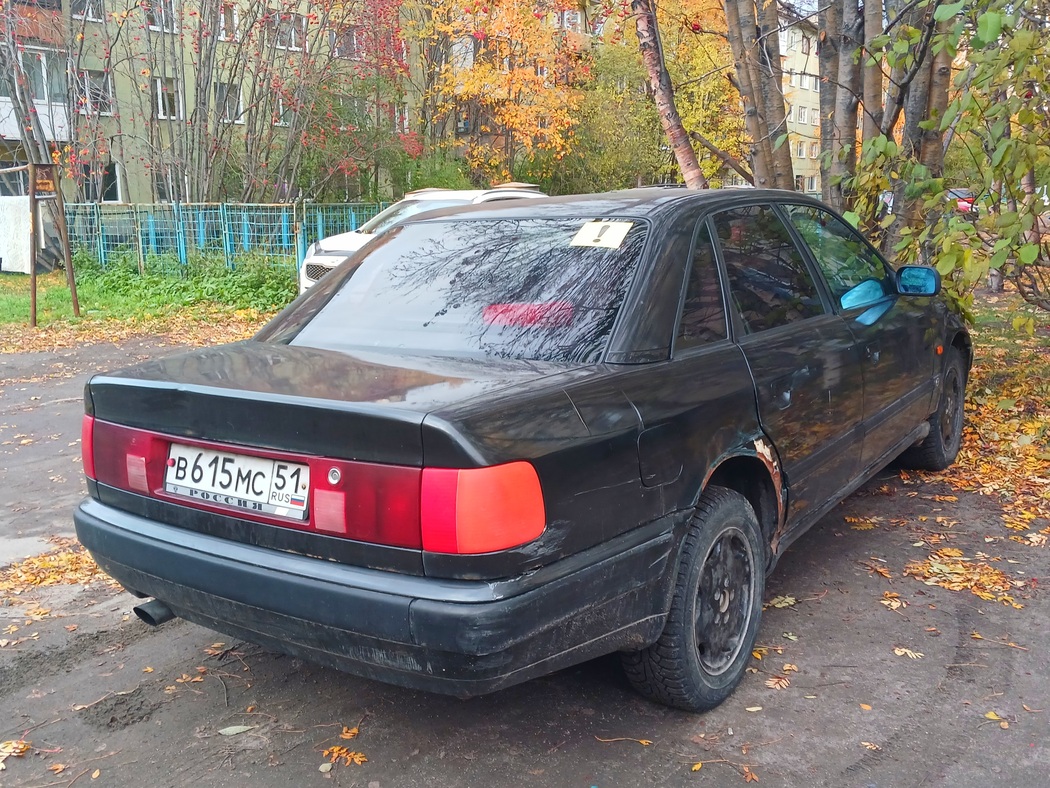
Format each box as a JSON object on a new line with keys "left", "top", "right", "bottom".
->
{"left": 311, "top": 460, "right": 421, "bottom": 548}
{"left": 86, "top": 419, "right": 544, "bottom": 554}
{"left": 82, "top": 415, "right": 96, "bottom": 480}
{"left": 420, "top": 462, "right": 546, "bottom": 554}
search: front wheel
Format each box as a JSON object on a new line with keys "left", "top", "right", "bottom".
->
{"left": 622, "top": 486, "right": 765, "bottom": 712}
{"left": 898, "top": 347, "right": 966, "bottom": 471}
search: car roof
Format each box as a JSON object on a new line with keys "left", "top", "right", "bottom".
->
{"left": 401, "top": 187, "right": 821, "bottom": 224}
{"left": 403, "top": 185, "right": 545, "bottom": 203}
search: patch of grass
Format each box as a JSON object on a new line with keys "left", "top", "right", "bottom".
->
{"left": 0, "top": 252, "right": 297, "bottom": 327}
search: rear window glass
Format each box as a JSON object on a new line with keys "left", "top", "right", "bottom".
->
{"left": 263, "top": 218, "right": 648, "bottom": 364}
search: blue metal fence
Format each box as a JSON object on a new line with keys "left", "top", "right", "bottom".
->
{"left": 64, "top": 202, "right": 386, "bottom": 274}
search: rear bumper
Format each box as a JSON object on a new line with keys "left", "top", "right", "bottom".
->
{"left": 75, "top": 498, "right": 676, "bottom": 697}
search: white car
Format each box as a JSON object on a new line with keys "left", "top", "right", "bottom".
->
{"left": 299, "top": 184, "right": 546, "bottom": 293}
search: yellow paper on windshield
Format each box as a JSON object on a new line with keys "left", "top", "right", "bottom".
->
{"left": 569, "top": 221, "right": 633, "bottom": 249}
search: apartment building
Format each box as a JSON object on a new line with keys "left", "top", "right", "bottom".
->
{"left": 780, "top": 16, "right": 821, "bottom": 195}
{"left": 1, "top": 0, "right": 408, "bottom": 203}
{"left": 0, "top": 0, "right": 70, "bottom": 195}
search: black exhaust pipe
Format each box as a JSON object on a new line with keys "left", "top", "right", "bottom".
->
{"left": 133, "top": 599, "right": 176, "bottom": 627}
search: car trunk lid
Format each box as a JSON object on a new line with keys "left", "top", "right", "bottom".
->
{"left": 84, "top": 341, "right": 575, "bottom": 568}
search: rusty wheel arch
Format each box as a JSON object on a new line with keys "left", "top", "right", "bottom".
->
{"left": 701, "top": 439, "right": 786, "bottom": 566}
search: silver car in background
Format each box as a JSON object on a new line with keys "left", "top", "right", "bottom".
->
{"left": 298, "top": 184, "right": 546, "bottom": 293}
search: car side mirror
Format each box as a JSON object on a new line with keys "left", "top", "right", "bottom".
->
{"left": 896, "top": 266, "right": 941, "bottom": 296}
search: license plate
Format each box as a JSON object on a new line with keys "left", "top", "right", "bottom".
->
{"left": 164, "top": 443, "right": 310, "bottom": 520}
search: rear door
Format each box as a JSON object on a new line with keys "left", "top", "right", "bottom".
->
{"left": 780, "top": 203, "right": 938, "bottom": 473}
{"left": 710, "top": 204, "right": 865, "bottom": 527}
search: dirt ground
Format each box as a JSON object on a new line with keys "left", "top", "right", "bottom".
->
{"left": 1, "top": 338, "right": 1048, "bottom": 787}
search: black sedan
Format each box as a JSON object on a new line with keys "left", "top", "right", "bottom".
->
{"left": 75, "top": 189, "right": 970, "bottom": 711}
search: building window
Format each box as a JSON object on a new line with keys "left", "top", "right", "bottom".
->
{"left": 76, "top": 70, "right": 113, "bottom": 115}
{"left": 152, "top": 77, "right": 181, "bottom": 119}
{"left": 788, "top": 70, "right": 797, "bottom": 87}
{"left": 272, "top": 94, "right": 291, "bottom": 126}
{"left": 796, "top": 140, "right": 806, "bottom": 158}
{"left": 22, "top": 50, "right": 67, "bottom": 103}
{"left": 146, "top": 0, "right": 177, "bottom": 32}
{"left": 801, "top": 35, "right": 811, "bottom": 55}
{"left": 82, "top": 161, "right": 120, "bottom": 202}
{"left": 811, "top": 74, "right": 820, "bottom": 91}
{"left": 71, "top": 0, "right": 103, "bottom": 22}
{"left": 556, "top": 10, "right": 581, "bottom": 32}
{"left": 795, "top": 175, "right": 806, "bottom": 191}
{"left": 811, "top": 107, "right": 821, "bottom": 125}
{"left": 218, "top": 3, "right": 238, "bottom": 40}
{"left": 393, "top": 102, "right": 409, "bottom": 133}
{"left": 809, "top": 141, "right": 819, "bottom": 158}
{"left": 785, "top": 105, "right": 793, "bottom": 122}
{"left": 455, "top": 108, "right": 470, "bottom": 135}
{"left": 154, "top": 164, "right": 186, "bottom": 202}
{"left": 330, "top": 26, "right": 361, "bottom": 59}
{"left": 214, "top": 82, "right": 242, "bottom": 122}
{"left": 807, "top": 175, "right": 817, "bottom": 192}
{"left": 273, "top": 12, "right": 306, "bottom": 50}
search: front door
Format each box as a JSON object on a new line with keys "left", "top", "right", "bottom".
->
{"left": 780, "top": 203, "right": 939, "bottom": 473}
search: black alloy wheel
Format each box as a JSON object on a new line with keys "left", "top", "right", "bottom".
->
{"left": 899, "top": 347, "right": 967, "bottom": 471}
{"left": 621, "top": 486, "right": 766, "bottom": 712}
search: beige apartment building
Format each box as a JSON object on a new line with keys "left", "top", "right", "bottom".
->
{"left": 780, "top": 17, "right": 821, "bottom": 195}
{"left": 2, "top": 0, "right": 409, "bottom": 203}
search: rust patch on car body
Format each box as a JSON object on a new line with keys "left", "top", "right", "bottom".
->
{"left": 754, "top": 437, "right": 788, "bottom": 551}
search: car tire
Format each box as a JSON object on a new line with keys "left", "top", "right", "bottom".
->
{"left": 621, "top": 486, "right": 765, "bottom": 712}
{"left": 898, "top": 347, "right": 966, "bottom": 471}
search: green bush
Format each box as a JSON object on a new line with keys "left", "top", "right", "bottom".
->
{"left": 72, "top": 250, "right": 298, "bottom": 314}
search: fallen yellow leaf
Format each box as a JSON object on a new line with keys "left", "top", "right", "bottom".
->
{"left": 893, "top": 647, "right": 924, "bottom": 659}
{"left": 764, "top": 675, "right": 790, "bottom": 690}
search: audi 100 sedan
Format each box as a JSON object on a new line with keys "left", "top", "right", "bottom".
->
{"left": 75, "top": 189, "right": 970, "bottom": 711}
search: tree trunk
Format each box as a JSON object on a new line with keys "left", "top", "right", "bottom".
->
{"left": 828, "top": 0, "right": 862, "bottom": 212}
{"left": 818, "top": 3, "right": 842, "bottom": 203}
{"left": 861, "top": 0, "right": 884, "bottom": 142}
{"left": 755, "top": 0, "right": 792, "bottom": 189}
{"left": 632, "top": 0, "right": 708, "bottom": 188}
{"left": 882, "top": 13, "right": 936, "bottom": 258}
{"left": 724, "top": 0, "right": 772, "bottom": 186}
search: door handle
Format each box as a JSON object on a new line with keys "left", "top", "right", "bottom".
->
{"left": 866, "top": 343, "right": 881, "bottom": 364}
{"left": 775, "top": 389, "right": 792, "bottom": 410}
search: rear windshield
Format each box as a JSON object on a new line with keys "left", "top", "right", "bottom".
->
{"left": 262, "top": 218, "right": 648, "bottom": 363}
{"left": 356, "top": 199, "right": 469, "bottom": 236}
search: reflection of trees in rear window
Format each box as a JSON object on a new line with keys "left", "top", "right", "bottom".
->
{"left": 281, "top": 219, "right": 647, "bottom": 363}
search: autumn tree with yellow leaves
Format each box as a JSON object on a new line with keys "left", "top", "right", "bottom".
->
{"left": 406, "top": 0, "right": 585, "bottom": 183}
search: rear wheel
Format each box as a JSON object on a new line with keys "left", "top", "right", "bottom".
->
{"left": 622, "top": 486, "right": 765, "bottom": 711}
{"left": 899, "top": 347, "right": 966, "bottom": 471}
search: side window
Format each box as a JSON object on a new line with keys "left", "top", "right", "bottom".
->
{"left": 676, "top": 221, "right": 728, "bottom": 350}
{"left": 783, "top": 204, "right": 891, "bottom": 308}
{"left": 711, "top": 205, "right": 825, "bottom": 335}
